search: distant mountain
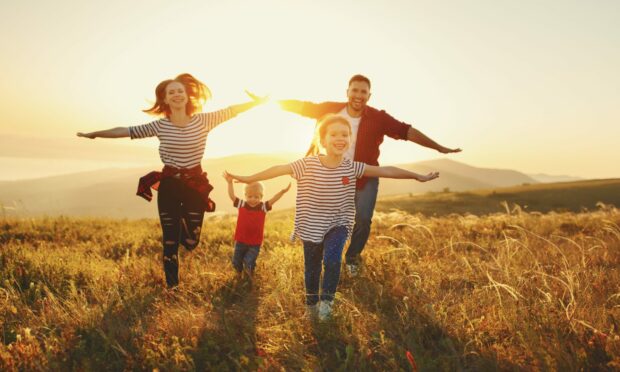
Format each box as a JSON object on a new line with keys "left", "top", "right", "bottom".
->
{"left": 527, "top": 173, "right": 583, "bottom": 183}
{"left": 0, "top": 155, "right": 581, "bottom": 218}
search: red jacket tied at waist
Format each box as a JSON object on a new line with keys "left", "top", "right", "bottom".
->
{"left": 136, "top": 165, "right": 216, "bottom": 212}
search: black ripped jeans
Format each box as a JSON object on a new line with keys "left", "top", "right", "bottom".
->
{"left": 157, "top": 177, "right": 205, "bottom": 288}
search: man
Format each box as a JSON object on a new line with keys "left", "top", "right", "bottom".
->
{"left": 279, "top": 74, "right": 461, "bottom": 276}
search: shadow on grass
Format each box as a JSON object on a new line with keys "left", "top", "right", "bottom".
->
{"left": 337, "top": 272, "right": 518, "bottom": 371}
{"left": 192, "top": 274, "right": 260, "bottom": 370}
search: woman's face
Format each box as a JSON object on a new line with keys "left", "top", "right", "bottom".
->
{"left": 164, "top": 81, "right": 188, "bottom": 112}
{"left": 321, "top": 122, "right": 351, "bottom": 156}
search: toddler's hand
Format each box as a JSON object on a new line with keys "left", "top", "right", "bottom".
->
{"left": 222, "top": 171, "right": 234, "bottom": 183}
{"left": 282, "top": 182, "right": 292, "bottom": 193}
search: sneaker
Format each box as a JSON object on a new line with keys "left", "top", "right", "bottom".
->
{"left": 346, "top": 263, "right": 360, "bottom": 277}
{"left": 318, "top": 300, "right": 334, "bottom": 321}
{"left": 305, "top": 304, "right": 318, "bottom": 321}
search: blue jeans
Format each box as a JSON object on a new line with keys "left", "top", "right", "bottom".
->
{"left": 232, "top": 242, "right": 261, "bottom": 273}
{"left": 302, "top": 225, "right": 348, "bottom": 305}
{"left": 345, "top": 177, "right": 379, "bottom": 265}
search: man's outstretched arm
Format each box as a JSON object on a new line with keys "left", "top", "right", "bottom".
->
{"left": 407, "top": 127, "right": 462, "bottom": 154}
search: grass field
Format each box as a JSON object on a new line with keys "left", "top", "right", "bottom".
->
{"left": 1, "top": 187, "right": 620, "bottom": 370}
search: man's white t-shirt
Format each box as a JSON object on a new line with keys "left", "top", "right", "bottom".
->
{"left": 339, "top": 107, "right": 361, "bottom": 160}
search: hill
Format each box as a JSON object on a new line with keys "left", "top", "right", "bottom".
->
{"left": 376, "top": 178, "right": 620, "bottom": 216}
{"left": 0, "top": 155, "right": 595, "bottom": 218}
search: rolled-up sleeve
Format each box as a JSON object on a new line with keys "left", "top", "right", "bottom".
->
{"left": 380, "top": 110, "right": 411, "bottom": 140}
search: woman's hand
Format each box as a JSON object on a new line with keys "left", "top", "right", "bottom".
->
{"left": 76, "top": 132, "right": 97, "bottom": 139}
{"left": 245, "top": 90, "right": 270, "bottom": 105}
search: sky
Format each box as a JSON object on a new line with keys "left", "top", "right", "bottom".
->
{"left": 1, "top": 0, "right": 619, "bottom": 180}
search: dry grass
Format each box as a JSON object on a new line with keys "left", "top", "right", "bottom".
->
{"left": 1, "top": 206, "right": 619, "bottom": 371}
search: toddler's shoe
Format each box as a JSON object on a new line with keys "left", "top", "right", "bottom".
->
{"left": 346, "top": 263, "right": 360, "bottom": 277}
{"left": 318, "top": 300, "right": 334, "bottom": 321}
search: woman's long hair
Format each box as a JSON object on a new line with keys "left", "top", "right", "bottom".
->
{"left": 143, "top": 73, "right": 212, "bottom": 117}
{"left": 305, "top": 114, "right": 352, "bottom": 156}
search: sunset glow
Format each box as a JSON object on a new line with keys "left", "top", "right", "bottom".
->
{"left": 0, "top": 0, "right": 619, "bottom": 179}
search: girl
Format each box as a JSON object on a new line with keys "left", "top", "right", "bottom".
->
{"left": 78, "top": 73, "right": 265, "bottom": 288}
{"left": 226, "top": 114, "right": 439, "bottom": 320}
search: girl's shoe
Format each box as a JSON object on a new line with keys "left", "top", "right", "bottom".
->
{"left": 318, "top": 300, "right": 334, "bottom": 321}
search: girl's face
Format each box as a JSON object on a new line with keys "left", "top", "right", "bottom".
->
{"left": 164, "top": 81, "right": 188, "bottom": 112}
{"left": 320, "top": 122, "right": 351, "bottom": 156}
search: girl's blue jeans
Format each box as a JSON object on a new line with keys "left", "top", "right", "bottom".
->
{"left": 302, "top": 225, "right": 348, "bottom": 305}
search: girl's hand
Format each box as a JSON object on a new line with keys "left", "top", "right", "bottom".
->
{"left": 417, "top": 172, "right": 440, "bottom": 182}
{"left": 281, "top": 182, "right": 292, "bottom": 193}
{"left": 77, "top": 132, "right": 96, "bottom": 139}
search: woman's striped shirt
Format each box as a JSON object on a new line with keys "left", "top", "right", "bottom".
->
{"left": 290, "top": 156, "right": 366, "bottom": 243}
{"left": 128, "top": 108, "right": 235, "bottom": 169}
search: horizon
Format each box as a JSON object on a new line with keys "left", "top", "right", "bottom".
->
{"left": 0, "top": 151, "right": 593, "bottom": 182}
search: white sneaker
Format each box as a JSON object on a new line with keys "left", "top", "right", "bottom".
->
{"left": 318, "top": 300, "right": 333, "bottom": 321}
{"left": 346, "top": 263, "right": 360, "bottom": 277}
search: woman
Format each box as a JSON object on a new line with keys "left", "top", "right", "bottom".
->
{"left": 78, "top": 73, "right": 265, "bottom": 288}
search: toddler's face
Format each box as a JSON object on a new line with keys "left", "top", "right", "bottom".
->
{"left": 245, "top": 190, "right": 263, "bottom": 207}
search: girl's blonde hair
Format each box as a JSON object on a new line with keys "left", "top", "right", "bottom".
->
{"left": 143, "top": 73, "right": 212, "bottom": 117}
{"left": 305, "top": 114, "right": 352, "bottom": 156}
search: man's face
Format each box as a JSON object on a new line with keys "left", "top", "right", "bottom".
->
{"left": 346, "top": 80, "right": 371, "bottom": 113}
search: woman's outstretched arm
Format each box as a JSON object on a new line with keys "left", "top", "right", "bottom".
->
{"left": 225, "top": 165, "right": 293, "bottom": 184}
{"left": 76, "top": 127, "right": 130, "bottom": 139}
{"left": 229, "top": 91, "right": 269, "bottom": 115}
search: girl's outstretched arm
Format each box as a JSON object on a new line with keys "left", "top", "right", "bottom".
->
{"left": 227, "top": 164, "right": 293, "bottom": 184}
{"left": 76, "top": 127, "right": 130, "bottom": 139}
{"left": 363, "top": 165, "right": 439, "bottom": 182}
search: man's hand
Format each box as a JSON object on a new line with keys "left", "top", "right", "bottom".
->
{"left": 437, "top": 146, "right": 462, "bottom": 154}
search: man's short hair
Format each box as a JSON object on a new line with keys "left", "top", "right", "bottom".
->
{"left": 348, "top": 74, "right": 371, "bottom": 89}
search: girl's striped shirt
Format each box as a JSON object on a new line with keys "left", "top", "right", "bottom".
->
{"left": 128, "top": 108, "right": 235, "bottom": 169}
{"left": 290, "top": 155, "right": 366, "bottom": 243}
